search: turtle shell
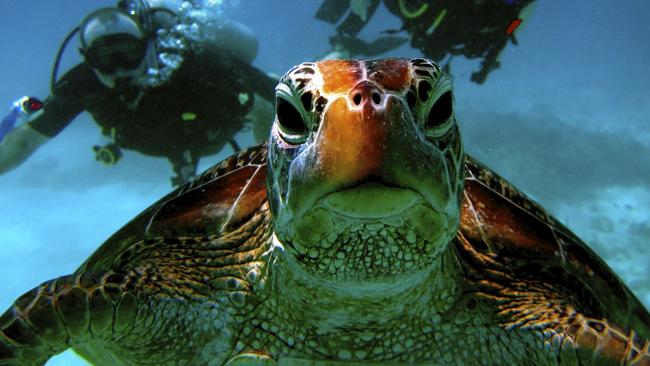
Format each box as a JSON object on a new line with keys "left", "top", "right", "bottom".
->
{"left": 76, "top": 143, "right": 268, "bottom": 274}
{"left": 75, "top": 144, "right": 650, "bottom": 339}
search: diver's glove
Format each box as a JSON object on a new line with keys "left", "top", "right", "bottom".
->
{"left": 0, "top": 96, "right": 44, "bottom": 143}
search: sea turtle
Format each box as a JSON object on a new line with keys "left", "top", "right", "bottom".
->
{"left": 1, "top": 58, "right": 649, "bottom": 366}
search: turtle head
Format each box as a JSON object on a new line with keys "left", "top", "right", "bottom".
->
{"left": 267, "top": 58, "right": 464, "bottom": 282}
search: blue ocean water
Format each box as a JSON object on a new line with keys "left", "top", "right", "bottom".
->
{"left": 0, "top": 1, "right": 648, "bottom": 365}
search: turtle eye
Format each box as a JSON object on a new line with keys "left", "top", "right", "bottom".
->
{"left": 276, "top": 97, "right": 309, "bottom": 144}
{"left": 301, "top": 91, "right": 313, "bottom": 111}
{"left": 424, "top": 91, "right": 454, "bottom": 138}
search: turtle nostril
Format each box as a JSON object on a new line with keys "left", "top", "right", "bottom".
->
{"left": 353, "top": 93, "right": 362, "bottom": 106}
{"left": 371, "top": 92, "right": 381, "bottom": 105}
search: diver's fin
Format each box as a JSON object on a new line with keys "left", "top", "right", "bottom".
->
{"left": 315, "top": 0, "right": 380, "bottom": 35}
{"left": 335, "top": 0, "right": 380, "bottom": 36}
{"left": 316, "top": 0, "right": 350, "bottom": 24}
{"left": 471, "top": 47, "right": 502, "bottom": 84}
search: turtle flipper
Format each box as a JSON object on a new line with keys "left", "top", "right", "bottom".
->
{"left": 0, "top": 271, "right": 138, "bottom": 365}
{"left": 563, "top": 314, "right": 650, "bottom": 365}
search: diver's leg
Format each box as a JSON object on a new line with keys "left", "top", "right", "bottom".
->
{"left": 228, "top": 138, "right": 241, "bottom": 153}
{"left": 169, "top": 151, "right": 199, "bottom": 187}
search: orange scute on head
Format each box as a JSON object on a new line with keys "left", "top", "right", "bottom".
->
{"left": 318, "top": 60, "right": 365, "bottom": 94}
{"left": 317, "top": 98, "right": 385, "bottom": 184}
{"left": 366, "top": 59, "right": 412, "bottom": 92}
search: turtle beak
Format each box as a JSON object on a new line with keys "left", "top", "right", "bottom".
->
{"left": 322, "top": 82, "right": 449, "bottom": 196}
{"left": 316, "top": 80, "right": 389, "bottom": 185}
{"left": 281, "top": 82, "right": 454, "bottom": 224}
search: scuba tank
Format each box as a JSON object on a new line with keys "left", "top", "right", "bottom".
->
{"left": 0, "top": 97, "right": 44, "bottom": 144}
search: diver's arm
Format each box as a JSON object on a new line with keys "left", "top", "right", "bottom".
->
{"left": 0, "top": 65, "right": 89, "bottom": 175}
{"left": 234, "top": 64, "right": 277, "bottom": 142}
{"left": 0, "top": 97, "right": 80, "bottom": 175}
{"left": 199, "top": 45, "right": 278, "bottom": 103}
{"left": 191, "top": 16, "right": 276, "bottom": 102}
{"left": 189, "top": 18, "right": 277, "bottom": 140}
{"left": 241, "top": 63, "right": 278, "bottom": 103}
{"left": 470, "top": 34, "right": 509, "bottom": 84}
{"left": 0, "top": 123, "right": 51, "bottom": 174}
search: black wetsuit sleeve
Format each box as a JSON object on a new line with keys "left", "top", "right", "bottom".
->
{"left": 28, "top": 64, "right": 91, "bottom": 137}
{"left": 192, "top": 45, "right": 278, "bottom": 103}
{"left": 236, "top": 60, "right": 278, "bottom": 102}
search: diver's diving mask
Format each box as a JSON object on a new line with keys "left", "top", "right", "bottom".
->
{"left": 83, "top": 33, "right": 148, "bottom": 74}
{"left": 79, "top": 7, "right": 150, "bottom": 78}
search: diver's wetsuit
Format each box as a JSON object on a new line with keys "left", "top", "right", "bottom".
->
{"left": 316, "top": 0, "right": 535, "bottom": 84}
{"left": 29, "top": 50, "right": 275, "bottom": 184}
{"left": 382, "top": 0, "right": 526, "bottom": 56}
{"left": 382, "top": 0, "right": 535, "bottom": 83}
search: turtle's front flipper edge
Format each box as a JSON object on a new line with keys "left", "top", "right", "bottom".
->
{"left": 0, "top": 271, "right": 138, "bottom": 365}
{"left": 561, "top": 313, "right": 650, "bottom": 365}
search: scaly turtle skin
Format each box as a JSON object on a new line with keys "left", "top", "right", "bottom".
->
{"left": 1, "top": 58, "right": 649, "bottom": 366}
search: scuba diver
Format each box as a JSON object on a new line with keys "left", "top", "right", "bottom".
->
{"left": 316, "top": 0, "right": 536, "bottom": 84}
{"left": 0, "top": 0, "right": 276, "bottom": 186}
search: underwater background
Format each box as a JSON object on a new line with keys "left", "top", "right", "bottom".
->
{"left": 0, "top": 1, "right": 648, "bottom": 364}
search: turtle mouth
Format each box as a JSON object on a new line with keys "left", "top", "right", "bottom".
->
{"left": 320, "top": 182, "right": 424, "bottom": 219}
{"left": 283, "top": 182, "right": 454, "bottom": 281}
